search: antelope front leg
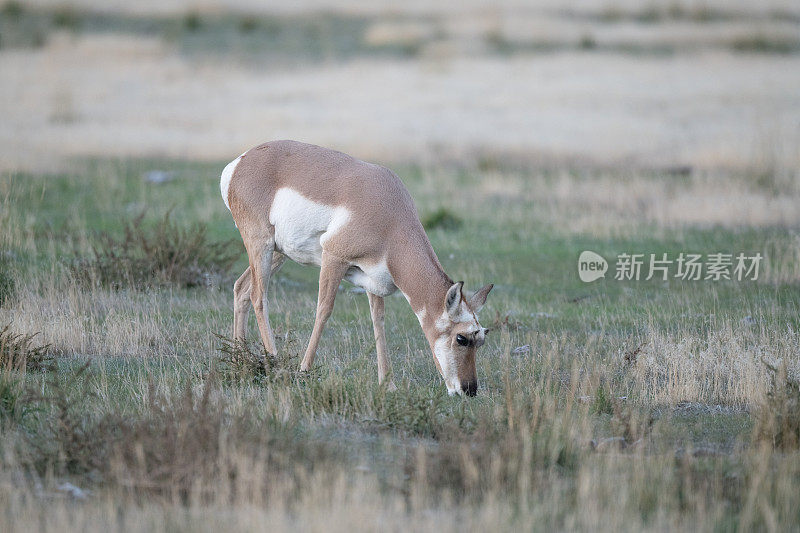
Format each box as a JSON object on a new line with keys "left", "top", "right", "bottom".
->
{"left": 300, "top": 253, "right": 349, "bottom": 371}
{"left": 367, "top": 292, "right": 397, "bottom": 390}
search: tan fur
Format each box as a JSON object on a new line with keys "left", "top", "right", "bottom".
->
{"left": 225, "top": 140, "right": 491, "bottom": 394}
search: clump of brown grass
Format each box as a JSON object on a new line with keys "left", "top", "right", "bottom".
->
{"left": 755, "top": 358, "right": 800, "bottom": 449}
{"left": 22, "top": 363, "right": 114, "bottom": 475}
{"left": 0, "top": 323, "right": 53, "bottom": 372}
{"left": 215, "top": 333, "right": 306, "bottom": 385}
{"left": 69, "top": 211, "right": 239, "bottom": 289}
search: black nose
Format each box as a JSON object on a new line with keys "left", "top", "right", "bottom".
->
{"left": 462, "top": 380, "right": 478, "bottom": 397}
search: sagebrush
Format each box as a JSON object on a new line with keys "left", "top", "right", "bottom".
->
{"left": 70, "top": 211, "right": 239, "bottom": 289}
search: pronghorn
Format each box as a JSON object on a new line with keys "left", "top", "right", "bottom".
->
{"left": 221, "top": 140, "right": 493, "bottom": 396}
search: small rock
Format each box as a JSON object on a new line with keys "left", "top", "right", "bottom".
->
{"left": 57, "top": 482, "right": 89, "bottom": 500}
{"left": 143, "top": 170, "right": 176, "bottom": 184}
{"left": 591, "top": 437, "right": 627, "bottom": 452}
{"left": 626, "top": 438, "right": 643, "bottom": 449}
{"left": 692, "top": 447, "right": 724, "bottom": 458}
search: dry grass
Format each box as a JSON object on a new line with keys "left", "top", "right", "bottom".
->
{"left": 475, "top": 168, "right": 800, "bottom": 237}
{"left": 630, "top": 324, "right": 773, "bottom": 405}
{"left": 0, "top": 323, "right": 52, "bottom": 372}
{"left": 0, "top": 340, "right": 797, "bottom": 531}
{"left": 5, "top": 278, "right": 228, "bottom": 357}
{"left": 756, "top": 358, "right": 800, "bottom": 449}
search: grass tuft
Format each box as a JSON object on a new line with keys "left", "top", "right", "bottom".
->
{"left": 0, "top": 323, "right": 52, "bottom": 372}
{"left": 377, "top": 387, "right": 450, "bottom": 437}
{"left": 215, "top": 333, "right": 306, "bottom": 385}
{"left": 69, "top": 211, "right": 239, "bottom": 289}
{"left": 591, "top": 385, "right": 614, "bottom": 415}
{"left": 422, "top": 207, "right": 463, "bottom": 231}
{"left": 756, "top": 358, "right": 800, "bottom": 449}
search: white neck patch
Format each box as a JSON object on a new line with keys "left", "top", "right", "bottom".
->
{"left": 434, "top": 335, "right": 460, "bottom": 395}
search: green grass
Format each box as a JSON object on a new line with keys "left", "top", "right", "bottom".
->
{"left": 0, "top": 158, "right": 799, "bottom": 530}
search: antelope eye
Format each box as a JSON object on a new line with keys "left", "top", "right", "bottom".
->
{"left": 456, "top": 334, "right": 469, "bottom": 346}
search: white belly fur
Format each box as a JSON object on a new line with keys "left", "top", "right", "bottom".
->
{"left": 269, "top": 187, "right": 397, "bottom": 296}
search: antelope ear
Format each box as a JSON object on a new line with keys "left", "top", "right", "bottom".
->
{"left": 468, "top": 283, "right": 493, "bottom": 314}
{"left": 445, "top": 281, "right": 464, "bottom": 319}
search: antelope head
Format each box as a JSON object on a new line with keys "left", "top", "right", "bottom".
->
{"left": 429, "top": 282, "right": 493, "bottom": 396}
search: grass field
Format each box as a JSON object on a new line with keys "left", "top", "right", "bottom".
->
{"left": 1, "top": 157, "right": 799, "bottom": 531}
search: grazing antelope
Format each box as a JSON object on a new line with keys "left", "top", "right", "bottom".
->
{"left": 221, "top": 140, "right": 493, "bottom": 396}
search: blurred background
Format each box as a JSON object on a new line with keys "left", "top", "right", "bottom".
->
{"left": 1, "top": 0, "right": 799, "bottom": 175}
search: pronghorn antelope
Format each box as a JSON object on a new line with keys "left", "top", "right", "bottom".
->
{"left": 221, "top": 140, "right": 493, "bottom": 396}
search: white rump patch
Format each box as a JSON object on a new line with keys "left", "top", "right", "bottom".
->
{"left": 269, "top": 187, "right": 351, "bottom": 266}
{"left": 220, "top": 151, "right": 247, "bottom": 211}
